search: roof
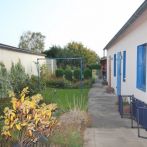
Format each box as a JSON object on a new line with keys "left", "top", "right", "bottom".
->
{"left": 0, "top": 43, "right": 45, "bottom": 56}
{"left": 104, "top": 1, "right": 147, "bottom": 50}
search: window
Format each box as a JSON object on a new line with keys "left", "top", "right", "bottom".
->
{"left": 136, "top": 44, "right": 146, "bottom": 91}
{"left": 114, "top": 54, "right": 116, "bottom": 77}
{"left": 123, "top": 51, "right": 126, "bottom": 81}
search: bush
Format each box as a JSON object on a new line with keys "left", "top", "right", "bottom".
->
{"left": 10, "top": 61, "right": 29, "bottom": 95}
{"left": 88, "top": 64, "right": 100, "bottom": 70}
{"left": 46, "top": 78, "right": 66, "bottom": 88}
{"left": 1, "top": 88, "right": 58, "bottom": 146}
{"left": 27, "top": 75, "right": 46, "bottom": 95}
{"left": 84, "top": 68, "right": 92, "bottom": 79}
{"left": 65, "top": 69, "right": 73, "bottom": 81}
{"left": 55, "top": 68, "right": 64, "bottom": 78}
{"left": 0, "top": 62, "right": 12, "bottom": 98}
{"left": 73, "top": 68, "right": 81, "bottom": 80}
{"left": 49, "top": 109, "right": 90, "bottom": 147}
{"left": 0, "top": 98, "right": 11, "bottom": 116}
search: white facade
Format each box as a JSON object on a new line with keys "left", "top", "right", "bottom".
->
{"left": 0, "top": 48, "right": 46, "bottom": 75}
{"left": 106, "top": 9, "right": 147, "bottom": 103}
{"left": 0, "top": 44, "right": 58, "bottom": 76}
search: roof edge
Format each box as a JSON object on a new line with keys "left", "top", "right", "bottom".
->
{"left": 0, "top": 43, "right": 45, "bottom": 56}
{"left": 103, "top": 1, "right": 147, "bottom": 50}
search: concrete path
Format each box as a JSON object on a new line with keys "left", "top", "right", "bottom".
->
{"left": 84, "top": 80, "right": 147, "bottom": 147}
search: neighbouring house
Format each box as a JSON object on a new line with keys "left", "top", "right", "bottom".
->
{"left": 0, "top": 43, "right": 57, "bottom": 76}
{"left": 100, "top": 56, "right": 107, "bottom": 80}
{"left": 103, "top": 1, "right": 147, "bottom": 104}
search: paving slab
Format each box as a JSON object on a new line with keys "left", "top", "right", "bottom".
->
{"left": 84, "top": 80, "right": 147, "bottom": 147}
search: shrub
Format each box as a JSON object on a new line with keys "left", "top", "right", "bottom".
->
{"left": 73, "top": 68, "right": 81, "bottom": 80}
{"left": 84, "top": 68, "right": 92, "bottom": 79}
{"left": 0, "top": 62, "right": 12, "bottom": 98}
{"left": 65, "top": 69, "right": 72, "bottom": 81}
{"left": 46, "top": 78, "right": 66, "bottom": 88}
{"left": 28, "top": 75, "right": 46, "bottom": 95}
{"left": 50, "top": 109, "right": 90, "bottom": 147}
{"left": 0, "top": 98, "right": 11, "bottom": 116}
{"left": 1, "top": 87, "right": 58, "bottom": 147}
{"left": 10, "top": 61, "right": 29, "bottom": 95}
{"left": 55, "top": 68, "right": 64, "bottom": 78}
{"left": 88, "top": 64, "right": 100, "bottom": 70}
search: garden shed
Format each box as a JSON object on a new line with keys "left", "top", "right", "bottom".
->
{"left": 0, "top": 43, "right": 56, "bottom": 75}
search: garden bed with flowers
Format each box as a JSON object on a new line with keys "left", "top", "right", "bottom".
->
{"left": 0, "top": 61, "right": 91, "bottom": 147}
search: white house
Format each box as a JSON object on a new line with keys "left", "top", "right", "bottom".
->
{"left": 0, "top": 43, "right": 56, "bottom": 76}
{"left": 104, "top": 1, "right": 147, "bottom": 103}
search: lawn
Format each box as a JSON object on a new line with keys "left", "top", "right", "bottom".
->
{"left": 41, "top": 88, "right": 89, "bottom": 112}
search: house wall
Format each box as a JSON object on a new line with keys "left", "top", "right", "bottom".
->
{"left": 107, "top": 9, "right": 147, "bottom": 103}
{"left": 0, "top": 48, "right": 45, "bottom": 76}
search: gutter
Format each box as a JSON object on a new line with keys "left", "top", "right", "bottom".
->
{"left": 0, "top": 43, "right": 45, "bottom": 56}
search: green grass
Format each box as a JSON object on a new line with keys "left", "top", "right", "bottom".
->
{"left": 41, "top": 88, "right": 89, "bottom": 112}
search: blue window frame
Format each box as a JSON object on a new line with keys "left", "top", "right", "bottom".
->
{"left": 114, "top": 54, "right": 116, "bottom": 77}
{"left": 136, "top": 44, "right": 146, "bottom": 91}
{"left": 123, "top": 51, "right": 126, "bottom": 81}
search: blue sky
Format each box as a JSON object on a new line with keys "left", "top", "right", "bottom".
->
{"left": 0, "top": 0, "right": 144, "bottom": 56}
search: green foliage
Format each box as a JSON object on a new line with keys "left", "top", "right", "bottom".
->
{"left": 66, "top": 41, "right": 99, "bottom": 66}
{"left": 65, "top": 69, "right": 73, "bottom": 81}
{"left": 28, "top": 75, "right": 45, "bottom": 95}
{"left": 88, "top": 63, "right": 100, "bottom": 70}
{"left": 55, "top": 68, "right": 64, "bottom": 78}
{"left": 0, "top": 63, "right": 12, "bottom": 98}
{"left": 44, "top": 45, "right": 62, "bottom": 58}
{"left": 84, "top": 68, "right": 92, "bottom": 79}
{"left": 0, "top": 98, "right": 11, "bottom": 116}
{"left": 18, "top": 31, "right": 45, "bottom": 53}
{"left": 46, "top": 78, "right": 66, "bottom": 88}
{"left": 10, "top": 61, "right": 29, "bottom": 95}
{"left": 44, "top": 41, "right": 100, "bottom": 67}
{"left": 73, "top": 68, "right": 81, "bottom": 80}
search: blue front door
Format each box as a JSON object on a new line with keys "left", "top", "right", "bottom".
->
{"left": 117, "top": 52, "right": 121, "bottom": 95}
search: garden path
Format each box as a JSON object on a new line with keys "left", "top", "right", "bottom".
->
{"left": 84, "top": 80, "right": 147, "bottom": 147}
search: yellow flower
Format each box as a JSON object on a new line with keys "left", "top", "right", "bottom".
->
{"left": 3, "top": 107, "right": 9, "bottom": 113}
{"left": 4, "top": 119, "right": 9, "bottom": 125}
{"left": 2, "top": 131, "right": 11, "bottom": 137}
{"left": 21, "top": 95, "right": 25, "bottom": 103}
{"left": 8, "top": 91, "right": 15, "bottom": 98}
{"left": 16, "top": 124, "right": 21, "bottom": 130}
{"left": 21, "top": 122, "right": 27, "bottom": 127}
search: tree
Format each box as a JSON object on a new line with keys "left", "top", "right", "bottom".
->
{"left": 18, "top": 31, "right": 45, "bottom": 53}
{"left": 66, "top": 41, "right": 99, "bottom": 65}
{"left": 44, "top": 41, "right": 100, "bottom": 68}
{"left": 44, "top": 45, "right": 62, "bottom": 58}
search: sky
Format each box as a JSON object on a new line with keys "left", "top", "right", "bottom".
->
{"left": 0, "top": 0, "right": 144, "bottom": 57}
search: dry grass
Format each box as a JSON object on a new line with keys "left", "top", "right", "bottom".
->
{"left": 49, "top": 109, "right": 91, "bottom": 147}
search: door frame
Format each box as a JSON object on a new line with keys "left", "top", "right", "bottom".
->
{"left": 117, "top": 52, "right": 121, "bottom": 95}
